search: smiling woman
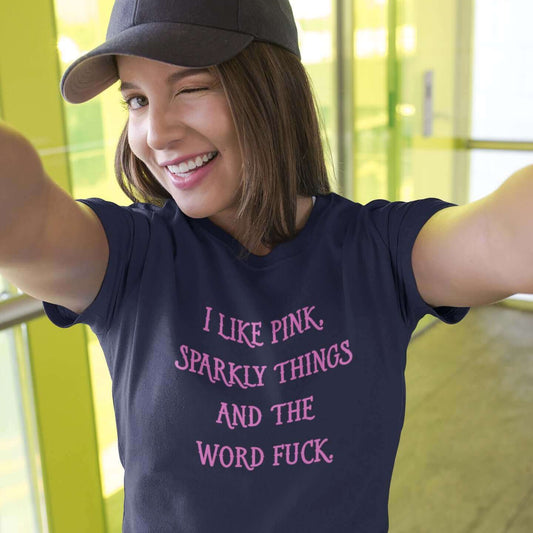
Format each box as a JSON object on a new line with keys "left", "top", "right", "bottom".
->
{"left": 114, "top": 44, "right": 330, "bottom": 256}
{"left": 116, "top": 56, "right": 245, "bottom": 228}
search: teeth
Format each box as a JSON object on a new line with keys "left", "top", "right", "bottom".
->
{"left": 168, "top": 151, "right": 217, "bottom": 176}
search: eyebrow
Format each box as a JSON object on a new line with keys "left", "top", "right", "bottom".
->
{"left": 119, "top": 68, "right": 212, "bottom": 92}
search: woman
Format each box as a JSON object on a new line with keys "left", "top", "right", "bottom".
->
{"left": 0, "top": 0, "right": 532, "bottom": 531}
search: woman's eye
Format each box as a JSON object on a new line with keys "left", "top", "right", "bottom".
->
{"left": 123, "top": 95, "right": 148, "bottom": 110}
{"left": 179, "top": 87, "right": 208, "bottom": 95}
{"left": 120, "top": 87, "right": 207, "bottom": 110}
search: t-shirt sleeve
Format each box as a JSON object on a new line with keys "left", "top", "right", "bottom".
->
{"left": 42, "top": 198, "right": 151, "bottom": 336}
{"left": 365, "top": 198, "right": 470, "bottom": 328}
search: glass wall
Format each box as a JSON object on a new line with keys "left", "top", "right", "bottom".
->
{"left": 396, "top": 0, "right": 470, "bottom": 203}
{"left": 0, "top": 326, "right": 47, "bottom": 532}
{"left": 469, "top": 0, "right": 533, "bottom": 200}
{"left": 469, "top": 0, "right": 533, "bottom": 301}
{"left": 352, "top": 0, "right": 468, "bottom": 206}
{"left": 353, "top": 0, "right": 390, "bottom": 203}
{"left": 291, "top": 0, "right": 338, "bottom": 185}
{"left": 470, "top": 0, "right": 533, "bottom": 144}
{"left": 1, "top": 6, "right": 50, "bottom": 526}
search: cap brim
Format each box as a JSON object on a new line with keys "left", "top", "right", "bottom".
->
{"left": 61, "top": 22, "right": 253, "bottom": 103}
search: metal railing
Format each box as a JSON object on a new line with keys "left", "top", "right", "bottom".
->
{"left": 0, "top": 293, "right": 45, "bottom": 332}
{"left": 466, "top": 139, "right": 533, "bottom": 151}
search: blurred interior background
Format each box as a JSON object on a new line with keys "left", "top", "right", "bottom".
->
{"left": 1, "top": 0, "right": 533, "bottom": 531}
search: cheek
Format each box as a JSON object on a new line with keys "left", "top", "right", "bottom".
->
{"left": 218, "top": 119, "right": 241, "bottom": 162}
{"left": 126, "top": 123, "right": 167, "bottom": 189}
{"left": 201, "top": 97, "right": 240, "bottom": 152}
{"left": 127, "top": 122, "right": 147, "bottom": 161}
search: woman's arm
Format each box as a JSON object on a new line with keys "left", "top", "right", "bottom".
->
{"left": 412, "top": 165, "right": 533, "bottom": 308}
{"left": 0, "top": 122, "right": 108, "bottom": 314}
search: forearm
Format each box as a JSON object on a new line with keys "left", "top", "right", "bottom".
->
{"left": 0, "top": 122, "right": 46, "bottom": 192}
{"left": 487, "top": 164, "right": 533, "bottom": 295}
{"left": 0, "top": 122, "right": 49, "bottom": 258}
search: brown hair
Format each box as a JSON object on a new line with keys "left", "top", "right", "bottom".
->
{"left": 115, "top": 42, "right": 332, "bottom": 256}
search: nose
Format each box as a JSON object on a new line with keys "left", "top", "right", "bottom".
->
{"left": 146, "top": 103, "right": 186, "bottom": 151}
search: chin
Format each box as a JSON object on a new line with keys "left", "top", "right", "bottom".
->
{"left": 170, "top": 197, "right": 215, "bottom": 219}
{"left": 175, "top": 204, "right": 210, "bottom": 219}
{"left": 173, "top": 190, "right": 239, "bottom": 220}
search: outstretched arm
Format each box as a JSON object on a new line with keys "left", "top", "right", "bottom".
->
{"left": 413, "top": 165, "right": 533, "bottom": 308}
{"left": 0, "top": 122, "right": 108, "bottom": 314}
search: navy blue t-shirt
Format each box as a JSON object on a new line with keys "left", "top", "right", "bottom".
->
{"left": 43, "top": 192, "right": 468, "bottom": 532}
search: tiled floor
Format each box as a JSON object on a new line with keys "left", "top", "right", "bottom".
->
{"left": 389, "top": 304, "right": 533, "bottom": 532}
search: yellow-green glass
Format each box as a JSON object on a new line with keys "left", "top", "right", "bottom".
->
{"left": 55, "top": 0, "right": 127, "bottom": 203}
{"left": 291, "top": 0, "right": 339, "bottom": 189}
{"left": 395, "top": 0, "right": 469, "bottom": 204}
{"left": 353, "top": 0, "right": 390, "bottom": 204}
{"left": 0, "top": 327, "right": 46, "bottom": 532}
{"left": 353, "top": 0, "right": 469, "bottom": 206}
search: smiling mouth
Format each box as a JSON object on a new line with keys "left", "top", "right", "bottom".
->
{"left": 166, "top": 151, "right": 219, "bottom": 177}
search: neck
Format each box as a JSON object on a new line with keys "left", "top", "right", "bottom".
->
{"left": 208, "top": 195, "right": 315, "bottom": 256}
{"left": 248, "top": 195, "right": 314, "bottom": 256}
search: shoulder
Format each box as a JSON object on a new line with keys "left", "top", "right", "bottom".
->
{"left": 337, "top": 195, "right": 455, "bottom": 243}
{"left": 77, "top": 197, "right": 183, "bottom": 226}
{"left": 317, "top": 193, "right": 454, "bottom": 239}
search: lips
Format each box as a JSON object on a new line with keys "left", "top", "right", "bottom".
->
{"left": 167, "top": 151, "right": 218, "bottom": 177}
{"left": 160, "top": 150, "right": 218, "bottom": 169}
{"left": 164, "top": 151, "right": 218, "bottom": 191}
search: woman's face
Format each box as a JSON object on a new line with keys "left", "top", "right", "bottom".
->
{"left": 117, "top": 55, "right": 243, "bottom": 225}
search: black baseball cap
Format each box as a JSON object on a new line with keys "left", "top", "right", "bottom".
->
{"left": 60, "top": 0, "right": 301, "bottom": 104}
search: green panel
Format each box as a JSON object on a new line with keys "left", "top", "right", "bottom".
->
{"left": 387, "top": 0, "right": 400, "bottom": 201}
{"left": 0, "top": 326, "right": 44, "bottom": 532}
{"left": 395, "top": 0, "right": 472, "bottom": 203}
{"left": 0, "top": 0, "right": 106, "bottom": 531}
{"left": 292, "top": 1, "right": 338, "bottom": 189}
{"left": 55, "top": 0, "right": 128, "bottom": 203}
{"left": 26, "top": 317, "right": 106, "bottom": 532}
{"left": 353, "top": 0, "right": 390, "bottom": 203}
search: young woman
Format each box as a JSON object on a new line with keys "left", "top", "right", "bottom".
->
{"left": 1, "top": 0, "right": 532, "bottom": 531}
